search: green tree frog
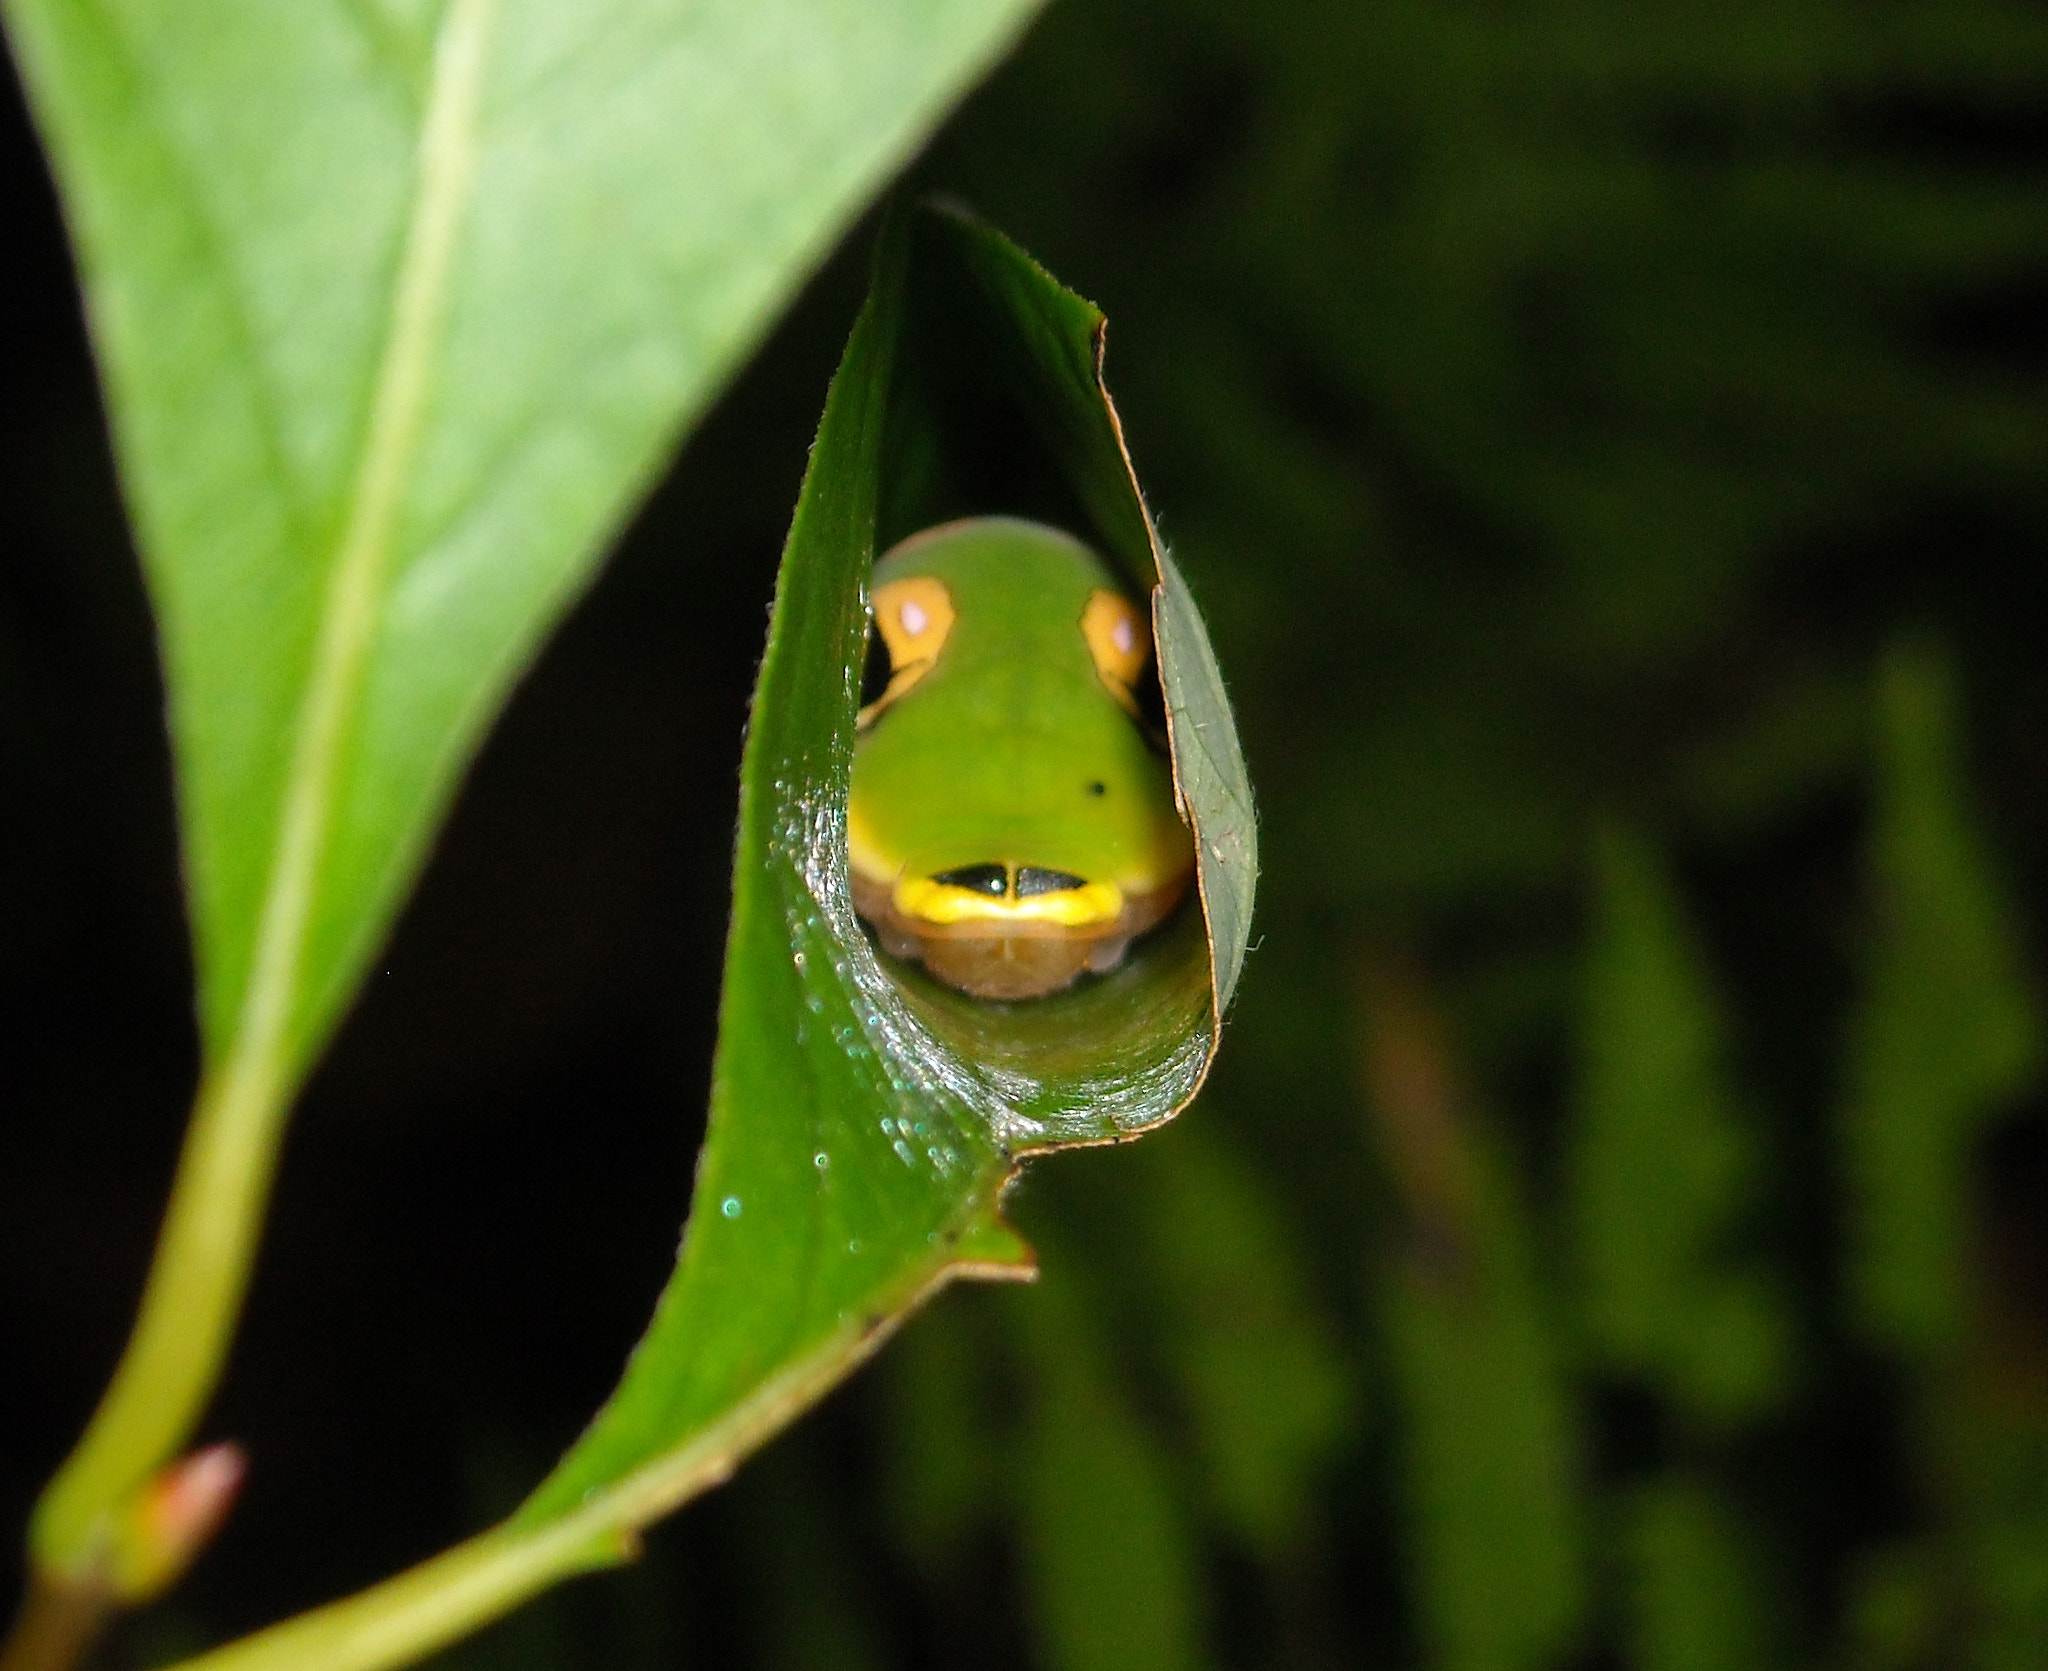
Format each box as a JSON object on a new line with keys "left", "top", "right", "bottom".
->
{"left": 849, "top": 516, "right": 1195, "bottom": 1000}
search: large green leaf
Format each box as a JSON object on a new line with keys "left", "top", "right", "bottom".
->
{"left": 158, "top": 207, "right": 1253, "bottom": 1671}
{"left": 7, "top": 0, "right": 1045, "bottom": 1080}
{"left": 6, "top": 0, "right": 1046, "bottom": 1579}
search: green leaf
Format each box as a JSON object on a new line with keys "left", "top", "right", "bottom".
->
{"left": 1358, "top": 971, "right": 1587, "bottom": 1671}
{"left": 1379, "top": 1155, "right": 1588, "bottom": 1671}
{"left": 153, "top": 207, "right": 1253, "bottom": 1671}
{"left": 1015, "top": 1262, "right": 1213, "bottom": 1671}
{"left": 1841, "top": 650, "right": 2048, "bottom": 1664}
{"left": 1110, "top": 1122, "right": 1355, "bottom": 1558}
{"left": 877, "top": 1294, "right": 1009, "bottom": 1572}
{"left": 7, "top": 0, "right": 1046, "bottom": 1579}
{"left": 1621, "top": 1479, "right": 1773, "bottom": 1671}
{"left": 1569, "top": 825, "right": 1791, "bottom": 1428}
{"left": 7, "top": 0, "right": 1047, "bottom": 1086}
{"left": 1844, "top": 642, "right": 2041, "bottom": 1358}
{"left": 732, "top": 1444, "right": 887, "bottom": 1671}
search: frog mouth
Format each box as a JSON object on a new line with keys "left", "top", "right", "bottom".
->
{"left": 890, "top": 863, "right": 1125, "bottom": 930}
{"left": 849, "top": 861, "right": 1192, "bottom": 1001}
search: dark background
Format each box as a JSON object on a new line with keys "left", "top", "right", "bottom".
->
{"left": 5, "top": 1, "right": 2048, "bottom": 1667}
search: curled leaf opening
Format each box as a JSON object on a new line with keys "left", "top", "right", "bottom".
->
{"left": 518, "top": 204, "right": 1256, "bottom": 1527}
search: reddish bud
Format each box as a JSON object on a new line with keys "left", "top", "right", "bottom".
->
{"left": 109, "top": 1443, "right": 247, "bottom": 1601}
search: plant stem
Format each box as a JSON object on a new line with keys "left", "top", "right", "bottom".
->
{"left": 153, "top": 1522, "right": 631, "bottom": 1671}
{"left": 148, "top": 1274, "right": 985, "bottom": 1671}
{"left": 27, "top": 1063, "right": 289, "bottom": 1575}
{"left": 0, "top": 1582, "right": 104, "bottom": 1671}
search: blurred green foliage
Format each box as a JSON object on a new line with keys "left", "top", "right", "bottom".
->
{"left": 1847, "top": 647, "right": 2040, "bottom": 1364}
{"left": 15, "top": 0, "right": 2045, "bottom": 1664}
{"left": 1572, "top": 827, "right": 1788, "bottom": 1431}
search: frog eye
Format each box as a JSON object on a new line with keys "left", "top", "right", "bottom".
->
{"left": 859, "top": 576, "right": 956, "bottom": 727}
{"left": 933, "top": 863, "right": 1008, "bottom": 897}
{"left": 1081, "top": 589, "right": 1150, "bottom": 718}
{"left": 1016, "top": 866, "right": 1089, "bottom": 897}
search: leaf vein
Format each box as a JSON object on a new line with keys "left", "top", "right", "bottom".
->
{"left": 225, "top": 0, "right": 495, "bottom": 1098}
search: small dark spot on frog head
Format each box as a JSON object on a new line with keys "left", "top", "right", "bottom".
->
{"left": 1086, "top": 780, "right": 1107, "bottom": 797}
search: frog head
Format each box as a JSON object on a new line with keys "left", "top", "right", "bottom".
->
{"left": 848, "top": 517, "right": 1195, "bottom": 1000}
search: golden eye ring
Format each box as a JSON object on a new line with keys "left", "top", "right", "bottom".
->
{"left": 858, "top": 575, "right": 956, "bottom": 727}
{"left": 1081, "top": 588, "right": 1150, "bottom": 717}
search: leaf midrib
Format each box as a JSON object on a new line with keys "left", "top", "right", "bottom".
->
{"left": 26, "top": 0, "right": 501, "bottom": 1570}
{"left": 225, "top": 0, "right": 494, "bottom": 1099}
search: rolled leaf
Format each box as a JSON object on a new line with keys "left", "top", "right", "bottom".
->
{"left": 521, "top": 203, "right": 1256, "bottom": 1524}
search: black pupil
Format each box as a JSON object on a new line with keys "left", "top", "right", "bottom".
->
{"left": 859, "top": 621, "right": 892, "bottom": 706}
{"left": 1016, "top": 867, "right": 1088, "bottom": 898}
{"left": 934, "top": 864, "right": 1008, "bottom": 897}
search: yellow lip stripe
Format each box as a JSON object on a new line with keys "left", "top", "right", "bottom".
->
{"left": 894, "top": 875, "right": 1125, "bottom": 928}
